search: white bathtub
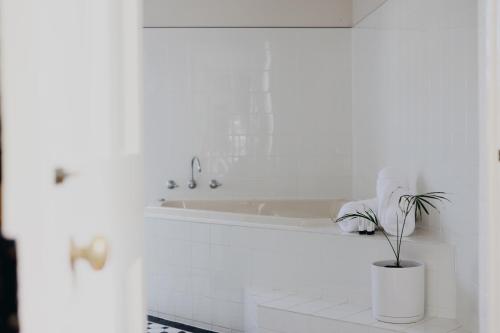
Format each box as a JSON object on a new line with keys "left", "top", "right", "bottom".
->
{"left": 144, "top": 199, "right": 456, "bottom": 332}
{"left": 145, "top": 199, "right": 348, "bottom": 228}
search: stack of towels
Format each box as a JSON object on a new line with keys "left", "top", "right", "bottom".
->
{"left": 338, "top": 167, "right": 416, "bottom": 236}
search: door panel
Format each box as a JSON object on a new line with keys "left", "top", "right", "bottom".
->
{"left": 0, "top": 1, "right": 144, "bottom": 333}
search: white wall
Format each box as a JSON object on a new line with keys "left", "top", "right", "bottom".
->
{"left": 143, "top": 0, "right": 391, "bottom": 28}
{"left": 144, "top": 0, "right": 352, "bottom": 27}
{"left": 144, "top": 28, "right": 352, "bottom": 204}
{"left": 352, "top": 0, "right": 478, "bottom": 330}
{"left": 352, "top": 0, "right": 387, "bottom": 25}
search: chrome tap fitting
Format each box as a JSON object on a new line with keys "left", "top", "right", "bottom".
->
{"left": 209, "top": 179, "right": 222, "bottom": 189}
{"left": 188, "top": 156, "right": 202, "bottom": 189}
{"left": 167, "top": 180, "right": 178, "bottom": 189}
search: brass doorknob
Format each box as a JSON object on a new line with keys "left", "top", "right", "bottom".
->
{"left": 70, "top": 236, "right": 109, "bottom": 271}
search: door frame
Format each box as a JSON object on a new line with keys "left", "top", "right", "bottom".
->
{"left": 478, "top": 0, "right": 500, "bottom": 332}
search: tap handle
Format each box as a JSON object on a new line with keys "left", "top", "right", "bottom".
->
{"left": 167, "top": 180, "right": 178, "bottom": 189}
{"left": 209, "top": 179, "right": 222, "bottom": 189}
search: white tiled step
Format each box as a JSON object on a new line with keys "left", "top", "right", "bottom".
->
{"left": 254, "top": 292, "right": 465, "bottom": 333}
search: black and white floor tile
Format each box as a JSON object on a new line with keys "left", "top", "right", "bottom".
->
{"left": 147, "top": 316, "right": 215, "bottom": 333}
{"left": 147, "top": 321, "right": 190, "bottom": 333}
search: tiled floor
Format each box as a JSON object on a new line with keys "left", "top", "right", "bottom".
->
{"left": 147, "top": 316, "right": 215, "bottom": 333}
{"left": 147, "top": 321, "right": 191, "bottom": 333}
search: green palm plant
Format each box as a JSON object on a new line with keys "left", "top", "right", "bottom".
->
{"left": 334, "top": 192, "right": 449, "bottom": 268}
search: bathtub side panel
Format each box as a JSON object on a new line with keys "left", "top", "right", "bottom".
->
{"left": 144, "top": 215, "right": 456, "bottom": 331}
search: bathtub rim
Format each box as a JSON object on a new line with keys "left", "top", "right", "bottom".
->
{"left": 144, "top": 205, "right": 450, "bottom": 246}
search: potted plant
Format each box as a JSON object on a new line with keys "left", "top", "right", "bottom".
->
{"left": 335, "top": 192, "right": 449, "bottom": 324}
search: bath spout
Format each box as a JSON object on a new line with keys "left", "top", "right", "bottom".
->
{"left": 188, "top": 156, "right": 202, "bottom": 189}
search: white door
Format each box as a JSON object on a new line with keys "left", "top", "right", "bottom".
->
{"left": 0, "top": 1, "right": 144, "bottom": 333}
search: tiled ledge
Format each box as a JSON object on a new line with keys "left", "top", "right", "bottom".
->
{"left": 251, "top": 290, "right": 466, "bottom": 333}
{"left": 145, "top": 207, "right": 449, "bottom": 247}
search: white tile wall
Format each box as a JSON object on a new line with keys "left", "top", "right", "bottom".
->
{"left": 144, "top": 28, "right": 352, "bottom": 204}
{"left": 352, "top": 0, "right": 478, "bottom": 330}
{"left": 145, "top": 217, "right": 457, "bottom": 332}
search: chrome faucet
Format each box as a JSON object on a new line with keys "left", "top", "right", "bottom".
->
{"left": 188, "top": 156, "right": 202, "bottom": 189}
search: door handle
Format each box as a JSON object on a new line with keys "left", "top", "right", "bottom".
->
{"left": 70, "top": 236, "right": 109, "bottom": 271}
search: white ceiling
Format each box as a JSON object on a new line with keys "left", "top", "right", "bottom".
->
{"left": 143, "top": 0, "right": 388, "bottom": 28}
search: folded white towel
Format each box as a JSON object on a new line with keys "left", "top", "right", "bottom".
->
{"left": 337, "top": 198, "right": 378, "bottom": 233}
{"left": 377, "top": 167, "right": 416, "bottom": 236}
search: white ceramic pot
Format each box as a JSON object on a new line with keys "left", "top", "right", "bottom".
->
{"left": 371, "top": 260, "right": 425, "bottom": 324}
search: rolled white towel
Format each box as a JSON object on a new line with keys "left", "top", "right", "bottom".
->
{"left": 337, "top": 198, "right": 378, "bottom": 233}
{"left": 376, "top": 167, "right": 415, "bottom": 206}
{"left": 377, "top": 167, "right": 409, "bottom": 185}
{"left": 377, "top": 167, "right": 416, "bottom": 236}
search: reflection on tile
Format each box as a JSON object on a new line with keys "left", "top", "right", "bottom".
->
{"left": 144, "top": 28, "right": 353, "bottom": 202}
